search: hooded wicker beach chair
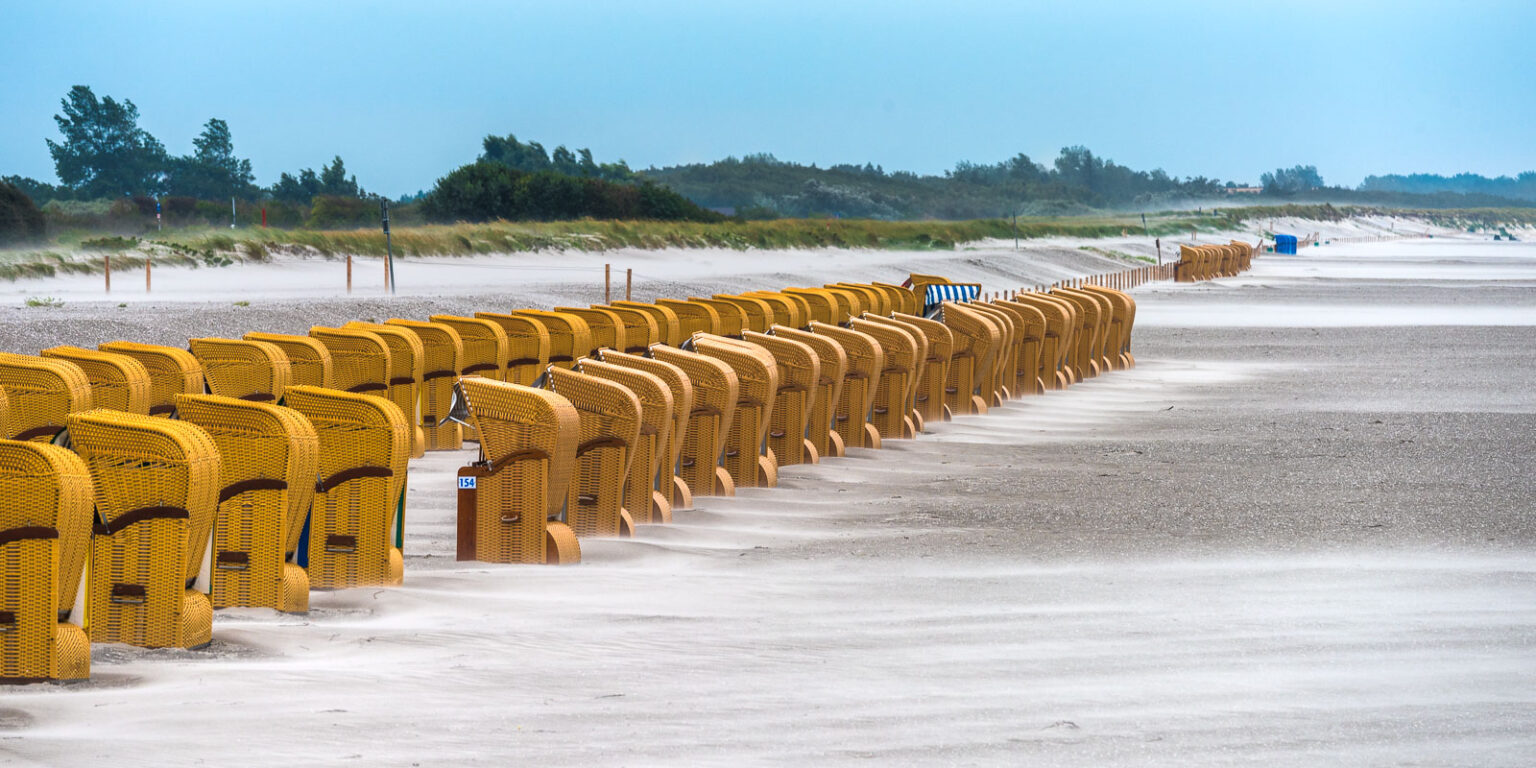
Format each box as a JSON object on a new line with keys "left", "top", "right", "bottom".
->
{"left": 0, "top": 353, "right": 93, "bottom": 443}
{"left": 769, "top": 326, "right": 847, "bottom": 459}
{"left": 1052, "top": 288, "right": 1107, "bottom": 377}
{"left": 610, "top": 301, "right": 683, "bottom": 347}
{"left": 743, "top": 292, "right": 805, "bottom": 330}
{"left": 97, "top": 342, "right": 204, "bottom": 417}
{"left": 654, "top": 299, "right": 720, "bottom": 340}
{"left": 0, "top": 441, "right": 92, "bottom": 682}
{"left": 383, "top": 319, "right": 465, "bottom": 451}
{"left": 511, "top": 310, "right": 594, "bottom": 371}
{"left": 860, "top": 314, "right": 930, "bottom": 430}
{"left": 686, "top": 298, "right": 746, "bottom": 338}
{"left": 175, "top": 394, "right": 317, "bottom": 613}
{"left": 886, "top": 313, "right": 952, "bottom": 425}
{"left": 783, "top": 288, "right": 843, "bottom": 325}
{"left": 344, "top": 323, "right": 426, "bottom": 456}
{"left": 1005, "top": 294, "right": 1071, "bottom": 389}
{"left": 819, "top": 286, "right": 864, "bottom": 322}
{"left": 71, "top": 409, "right": 218, "bottom": 649}
{"left": 473, "top": 312, "right": 551, "bottom": 385}
{"left": 308, "top": 327, "right": 391, "bottom": 395}
{"left": 834, "top": 283, "right": 888, "bottom": 316}
{"left": 578, "top": 359, "right": 673, "bottom": 524}
{"left": 937, "top": 303, "right": 997, "bottom": 416}
{"left": 712, "top": 294, "right": 777, "bottom": 334}
{"left": 40, "top": 347, "right": 150, "bottom": 415}
{"left": 595, "top": 304, "right": 660, "bottom": 353}
{"left": 1082, "top": 285, "right": 1136, "bottom": 369}
{"left": 808, "top": 322, "right": 883, "bottom": 450}
{"left": 1043, "top": 290, "right": 1095, "bottom": 380}
{"left": 1072, "top": 287, "right": 1119, "bottom": 373}
{"left": 431, "top": 315, "right": 509, "bottom": 383}
{"left": 650, "top": 346, "right": 737, "bottom": 498}
{"left": 848, "top": 318, "right": 919, "bottom": 439}
{"left": 691, "top": 335, "right": 779, "bottom": 488}
{"left": 242, "top": 333, "right": 335, "bottom": 390}
{"left": 963, "top": 303, "right": 1017, "bottom": 404}
{"left": 993, "top": 300, "right": 1048, "bottom": 394}
{"left": 599, "top": 350, "right": 694, "bottom": 511}
{"left": 283, "top": 386, "right": 409, "bottom": 589}
{"left": 554, "top": 307, "right": 627, "bottom": 354}
{"left": 872, "top": 282, "right": 922, "bottom": 315}
{"left": 543, "top": 367, "right": 641, "bottom": 538}
{"left": 741, "top": 330, "right": 819, "bottom": 466}
{"left": 189, "top": 337, "right": 292, "bottom": 404}
{"left": 455, "top": 377, "right": 580, "bottom": 565}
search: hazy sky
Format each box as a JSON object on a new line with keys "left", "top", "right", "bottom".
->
{"left": 2, "top": 0, "right": 1532, "bottom": 196}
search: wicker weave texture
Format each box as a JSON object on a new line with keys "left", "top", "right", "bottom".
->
{"left": 597, "top": 350, "right": 693, "bottom": 512}
{"left": 384, "top": 319, "right": 465, "bottom": 451}
{"left": 242, "top": 333, "right": 335, "bottom": 390}
{"left": 0, "top": 353, "right": 93, "bottom": 443}
{"left": 692, "top": 335, "right": 779, "bottom": 488}
{"left": 609, "top": 302, "right": 682, "bottom": 347}
{"left": 740, "top": 331, "right": 819, "bottom": 466}
{"left": 809, "top": 322, "right": 883, "bottom": 450}
{"left": 343, "top": 322, "right": 427, "bottom": 457}
{"left": 97, "top": 341, "right": 204, "bottom": 417}
{"left": 650, "top": 347, "right": 737, "bottom": 498}
{"left": 768, "top": 326, "right": 846, "bottom": 459}
{"left": 510, "top": 310, "right": 593, "bottom": 371}
{"left": 473, "top": 313, "right": 552, "bottom": 386}
{"left": 546, "top": 367, "right": 641, "bottom": 538}
{"left": 189, "top": 338, "right": 292, "bottom": 404}
{"left": 40, "top": 346, "right": 151, "bottom": 415}
{"left": 579, "top": 360, "right": 672, "bottom": 524}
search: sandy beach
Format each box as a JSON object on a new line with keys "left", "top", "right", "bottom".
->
{"left": 1, "top": 232, "right": 1533, "bottom": 766}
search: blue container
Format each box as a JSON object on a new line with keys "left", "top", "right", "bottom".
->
{"left": 1275, "top": 234, "right": 1298, "bottom": 254}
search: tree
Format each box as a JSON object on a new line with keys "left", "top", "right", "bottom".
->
{"left": 0, "top": 181, "right": 47, "bottom": 244}
{"left": 318, "top": 156, "right": 360, "bottom": 197}
{"left": 165, "top": 118, "right": 257, "bottom": 199}
{"left": 1261, "top": 165, "right": 1324, "bottom": 194}
{"left": 46, "top": 85, "right": 168, "bottom": 197}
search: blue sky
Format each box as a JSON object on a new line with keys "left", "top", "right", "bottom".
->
{"left": 2, "top": 0, "right": 1532, "bottom": 196}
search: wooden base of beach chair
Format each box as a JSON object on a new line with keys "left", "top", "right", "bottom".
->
{"left": 757, "top": 453, "right": 778, "bottom": 487}
{"left": 545, "top": 522, "right": 581, "bottom": 565}
{"left": 54, "top": 625, "right": 90, "bottom": 681}
{"left": 618, "top": 509, "right": 635, "bottom": 538}
{"left": 714, "top": 466, "right": 736, "bottom": 496}
{"left": 862, "top": 423, "right": 882, "bottom": 450}
{"left": 651, "top": 491, "right": 673, "bottom": 524}
{"left": 802, "top": 438, "right": 819, "bottom": 464}
{"left": 828, "top": 431, "right": 846, "bottom": 457}
{"left": 942, "top": 404, "right": 954, "bottom": 422}
{"left": 672, "top": 477, "right": 692, "bottom": 511}
{"left": 281, "top": 564, "right": 309, "bottom": 613}
{"left": 901, "top": 415, "right": 917, "bottom": 439}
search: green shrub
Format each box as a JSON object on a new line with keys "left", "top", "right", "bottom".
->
{"left": 0, "top": 182, "right": 48, "bottom": 244}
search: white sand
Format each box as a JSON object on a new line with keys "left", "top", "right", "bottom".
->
{"left": 2, "top": 229, "right": 1534, "bottom": 766}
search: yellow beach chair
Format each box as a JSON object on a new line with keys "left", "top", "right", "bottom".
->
{"left": 308, "top": 327, "right": 391, "bottom": 395}
{"left": 650, "top": 346, "right": 737, "bottom": 498}
{"left": 474, "top": 312, "right": 551, "bottom": 385}
{"left": 740, "top": 330, "right": 819, "bottom": 466}
{"left": 691, "top": 334, "right": 779, "bottom": 488}
{"left": 656, "top": 298, "right": 722, "bottom": 339}
{"left": 769, "top": 326, "right": 847, "bottom": 459}
{"left": 808, "top": 322, "right": 883, "bottom": 450}
{"left": 175, "top": 394, "right": 317, "bottom": 612}
{"left": 40, "top": 346, "right": 150, "bottom": 415}
{"left": 97, "top": 341, "right": 204, "bottom": 417}
{"left": 71, "top": 410, "right": 219, "bottom": 649}
{"left": 712, "top": 294, "right": 778, "bottom": 334}
{"left": 967, "top": 303, "right": 1019, "bottom": 403}
{"left": 938, "top": 303, "right": 997, "bottom": 415}
{"left": 242, "top": 333, "right": 335, "bottom": 389}
{"left": 511, "top": 310, "right": 594, "bottom": 371}
{"left": 598, "top": 350, "right": 694, "bottom": 511}
{"left": 0, "top": 441, "right": 92, "bottom": 682}
{"left": 455, "top": 377, "right": 580, "bottom": 565}
{"left": 283, "top": 386, "right": 409, "bottom": 589}
{"left": 783, "top": 288, "right": 844, "bottom": 325}
{"left": 595, "top": 304, "right": 660, "bottom": 354}
{"left": 886, "top": 312, "right": 952, "bottom": 425}
{"left": 858, "top": 314, "right": 930, "bottom": 431}
{"left": 543, "top": 367, "right": 641, "bottom": 538}
{"left": 576, "top": 359, "right": 675, "bottom": 524}
{"left": 555, "top": 307, "right": 627, "bottom": 354}
{"left": 344, "top": 322, "right": 427, "bottom": 456}
{"left": 872, "top": 281, "right": 922, "bottom": 315}
{"left": 0, "top": 353, "right": 92, "bottom": 442}
{"left": 993, "top": 299, "right": 1048, "bottom": 394}
{"left": 848, "top": 318, "right": 918, "bottom": 439}
{"left": 384, "top": 319, "right": 465, "bottom": 451}
{"left": 189, "top": 337, "right": 292, "bottom": 403}
{"left": 743, "top": 291, "right": 805, "bottom": 330}
{"left": 610, "top": 301, "right": 683, "bottom": 347}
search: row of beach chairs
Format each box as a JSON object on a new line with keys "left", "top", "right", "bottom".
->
{"left": 2, "top": 259, "right": 1262, "bottom": 683}
{"left": 1177, "top": 241, "right": 1255, "bottom": 282}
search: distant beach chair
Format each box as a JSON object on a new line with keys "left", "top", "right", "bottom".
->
{"left": 510, "top": 310, "right": 594, "bottom": 370}
{"left": 860, "top": 314, "right": 932, "bottom": 431}
{"left": 819, "top": 285, "right": 864, "bottom": 321}
{"left": 993, "top": 299, "right": 1049, "bottom": 393}
{"left": 345, "top": 322, "right": 427, "bottom": 457}
{"left": 1051, "top": 288, "right": 1106, "bottom": 378}
{"left": 283, "top": 386, "right": 409, "bottom": 589}
{"left": 711, "top": 294, "right": 778, "bottom": 334}
{"left": 885, "top": 312, "right": 952, "bottom": 425}
{"left": 848, "top": 318, "right": 919, "bottom": 439}
{"left": 783, "top": 287, "right": 844, "bottom": 325}
{"left": 40, "top": 346, "right": 151, "bottom": 415}
{"left": 175, "top": 394, "right": 318, "bottom": 613}
{"left": 651, "top": 346, "right": 738, "bottom": 498}
{"left": 691, "top": 334, "right": 780, "bottom": 488}
{"left": 598, "top": 350, "right": 694, "bottom": 511}
{"left": 455, "top": 377, "right": 580, "bottom": 565}
{"left": 474, "top": 312, "right": 552, "bottom": 385}
{"left": 0, "top": 440, "right": 93, "bottom": 682}
{"left": 872, "top": 281, "right": 923, "bottom": 315}
{"left": 189, "top": 337, "right": 292, "bottom": 403}
{"left": 938, "top": 303, "right": 997, "bottom": 416}
{"left": 71, "top": 409, "right": 219, "bottom": 649}
{"left": 610, "top": 301, "right": 683, "bottom": 347}
{"left": 242, "top": 333, "right": 335, "bottom": 389}
{"left": 808, "top": 322, "right": 883, "bottom": 450}
{"left": 832, "top": 283, "right": 886, "bottom": 316}
{"left": 1009, "top": 293, "right": 1076, "bottom": 388}
{"left": 686, "top": 298, "right": 748, "bottom": 338}
{"left": 595, "top": 304, "right": 661, "bottom": 353}
{"left": 740, "top": 330, "right": 820, "bottom": 466}
{"left": 0, "top": 353, "right": 93, "bottom": 443}
{"left": 769, "top": 326, "right": 847, "bottom": 459}
{"left": 309, "top": 325, "right": 392, "bottom": 394}
{"left": 97, "top": 341, "right": 204, "bottom": 416}
{"left": 743, "top": 291, "right": 806, "bottom": 330}
{"left": 655, "top": 299, "right": 722, "bottom": 340}
{"left": 966, "top": 302, "right": 1019, "bottom": 403}
{"left": 543, "top": 367, "right": 642, "bottom": 538}
{"left": 554, "top": 306, "right": 627, "bottom": 354}
{"left": 432, "top": 315, "right": 509, "bottom": 385}
{"left": 383, "top": 319, "right": 465, "bottom": 451}
{"left": 579, "top": 358, "right": 674, "bottom": 524}
{"left": 1084, "top": 284, "right": 1137, "bottom": 367}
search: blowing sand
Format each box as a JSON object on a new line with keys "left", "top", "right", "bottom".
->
{"left": 1, "top": 235, "right": 1534, "bottom": 766}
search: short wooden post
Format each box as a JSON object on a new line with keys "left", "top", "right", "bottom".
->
{"left": 145, "top": 256, "right": 151, "bottom": 293}
{"left": 604, "top": 263, "right": 611, "bottom": 303}
{"left": 626, "top": 268, "right": 633, "bottom": 301}
{"left": 347, "top": 253, "right": 353, "bottom": 294}
{"left": 104, "top": 253, "right": 111, "bottom": 293}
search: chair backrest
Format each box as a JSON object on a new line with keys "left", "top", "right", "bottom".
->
{"left": 431, "top": 315, "right": 509, "bottom": 382}
{"left": 461, "top": 376, "right": 579, "bottom": 528}
{"left": 594, "top": 304, "right": 660, "bottom": 354}
{"left": 0, "top": 353, "right": 93, "bottom": 442}
{"left": 782, "top": 288, "right": 844, "bottom": 325}
{"left": 596, "top": 350, "right": 693, "bottom": 509}
{"left": 189, "top": 337, "right": 292, "bottom": 403}
{"left": 384, "top": 319, "right": 465, "bottom": 450}
{"left": 554, "top": 307, "right": 627, "bottom": 354}
{"left": 655, "top": 299, "right": 721, "bottom": 339}
{"left": 40, "top": 346, "right": 151, "bottom": 415}
{"left": 308, "top": 327, "right": 392, "bottom": 396}
{"left": 743, "top": 292, "right": 804, "bottom": 329}
{"left": 711, "top": 294, "right": 777, "bottom": 334}
{"left": 345, "top": 322, "right": 428, "bottom": 414}
{"left": 243, "top": 333, "right": 335, "bottom": 389}
{"left": 510, "top": 310, "right": 594, "bottom": 370}
{"left": 474, "top": 312, "right": 552, "bottom": 385}
{"left": 544, "top": 366, "right": 642, "bottom": 537}
{"left": 0, "top": 439, "right": 93, "bottom": 626}
{"left": 609, "top": 301, "right": 682, "bottom": 347}
{"left": 871, "top": 281, "right": 922, "bottom": 315}
{"left": 97, "top": 341, "right": 204, "bottom": 417}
